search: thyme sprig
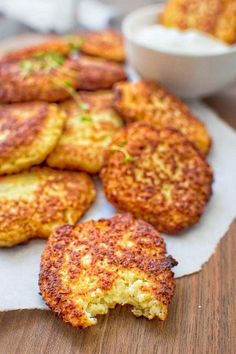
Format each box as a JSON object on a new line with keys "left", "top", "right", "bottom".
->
{"left": 19, "top": 52, "right": 88, "bottom": 110}
{"left": 19, "top": 52, "right": 66, "bottom": 77}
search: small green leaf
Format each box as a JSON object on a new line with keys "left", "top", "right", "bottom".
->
{"left": 19, "top": 59, "right": 34, "bottom": 73}
{"left": 110, "top": 145, "right": 137, "bottom": 163}
{"left": 124, "top": 156, "right": 137, "bottom": 163}
{"left": 69, "top": 42, "right": 82, "bottom": 51}
{"left": 47, "top": 52, "right": 65, "bottom": 65}
{"left": 34, "top": 51, "right": 46, "bottom": 60}
{"left": 118, "top": 140, "right": 128, "bottom": 147}
{"left": 63, "top": 80, "right": 73, "bottom": 87}
{"left": 34, "top": 51, "right": 65, "bottom": 66}
{"left": 80, "top": 114, "right": 93, "bottom": 122}
{"left": 79, "top": 102, "right": 90, "bottom": 111}
{"left": 103, "top": 135, "right": 111, "bottom": 142}
{"left": 64, "top": 35, "right": 84, "bottom": 51}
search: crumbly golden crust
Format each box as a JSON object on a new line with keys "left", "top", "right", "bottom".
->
{"left": 0, "top": 39, "right": 72, "bottom": 63}
{"left": 0, "top": 56, "right": 127, "bottom": 103}
{"left": 0, "top": 167, "right": 96, "bottom": 247}
{"left": 0, "top": 102, "right": 65, "bottom": 174}
{"left": 47, "top": 91, "right": 123, "bottom": 173}
{"left": 76, "top": 56, "right": 127, "bottom": 91}
{"left": 80, "top": 30, "right": 125, "bottom": 62}
{"left": 0, "top": 30, "right": 125, "bottom": 63}
{"left": 39, "top": 213, "right": 177, "bottom": 328}
{"left": 161, "top": 0, "right": 236, "bottom": 44}
{"left": 114, "top": 81, "right": 211, "bottom": 155}
{"left": 101, "top": 122, "right": 213, "bottom": 234}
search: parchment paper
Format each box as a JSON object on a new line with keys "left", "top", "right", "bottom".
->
{"left": 0, "top": 100, "right": 235, "bottom": 311}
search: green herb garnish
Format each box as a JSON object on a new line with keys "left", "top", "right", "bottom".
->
{"left": 19, "top": 50, "right": 86, "bottom": 112}
{"left": 110, "top": 145, "right": 137, "bottom": 163}
{"left": 124, "top": 155, "right": 137, "bottom": 163}
{"left": 19, "top": 59, "right": 34, "bottom": 76}
{"left": 64, "top": 35, "right": 84, "bottom": 52}
{"left": 34, "top": 51, "right": 65, "bottom": 65}
{"left": 63, "top": 80, "right": 73, "bottom": 88}
{"left": 80, "top": 114, "right": 93, "bottom": 122}
{"left": 102, "top": 135, "right": 111, "bottom": 142}
{"left": 118, "top": 140, "right": 128, "bottom": 147}
{"left": 19, "top": 51, "right": 66, "bottom": 78}
{"left": 79, "top": 102, "right": 90, "bottom": 111}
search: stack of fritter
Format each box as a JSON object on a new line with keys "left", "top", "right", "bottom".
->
{"left": 0, "top": 30, "right": 214, "bottom": 328}
{"left": 0, "top": 30, "right": 127, "bottom": 247}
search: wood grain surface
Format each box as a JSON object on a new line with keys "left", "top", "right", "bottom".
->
{"left": 0, "top": 36, "right": 235, "bottom": 354}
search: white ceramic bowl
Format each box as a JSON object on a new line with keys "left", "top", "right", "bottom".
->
{"left": 122, "top": 4, "right": 236, "bottom": 98}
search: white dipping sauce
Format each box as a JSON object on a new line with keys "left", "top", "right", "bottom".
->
{"left": 134, "top": 25, "right": 231, "bottom": 55}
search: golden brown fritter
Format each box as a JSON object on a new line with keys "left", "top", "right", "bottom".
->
{"left": 39, "top": 213, "right": 177, "bottom": 328}
{"left": 74, "top": 56, "right": 126, "bottom": 91}
{"left": 161, "top": 0, "right": 236, "bottom": 44}
{"left": 47, "top": 91, "right": 123, "bottom": 173}
{"left": 101, "top": 122, "right": 213, "bottom": 234}
{"left": 0, "top": 167, "right": 95, "bottom": 247}
{"left": 0, "top": 55, "right": 127, "bottom": 103}
{"left": 0, "top": 102, "right": 65, "bottom": 175}
{"left": 0, "top": 30, "right": 125, "bottom": 63}
{"left": 79, "top": 30, "right": 125, "bottom": 62}
{"left": 0, "top": 38, "right": 73, "bottom": 63}
{"left": 114, "top": 81, "right": 211, "bottom": 155}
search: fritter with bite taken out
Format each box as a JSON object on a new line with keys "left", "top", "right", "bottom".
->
{"left": 39, "top": 213, "right": 177, "bottom": 328}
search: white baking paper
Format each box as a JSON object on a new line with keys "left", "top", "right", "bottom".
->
{"left": 0, "top": 100, "right": 235, "bottom": 311}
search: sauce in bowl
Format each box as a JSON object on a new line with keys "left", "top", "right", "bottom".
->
{"left": 134, "top": 24, "right": 231, "bottom": 55}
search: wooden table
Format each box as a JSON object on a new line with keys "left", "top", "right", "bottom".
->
{"left": 0, "top": 60, "right": 235, "bottom": 353}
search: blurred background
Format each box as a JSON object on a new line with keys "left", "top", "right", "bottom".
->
{"left": 0, "top": 0, "right": 161, "bottom": 38}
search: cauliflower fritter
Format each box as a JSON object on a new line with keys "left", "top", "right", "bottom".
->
{"left": 0, "top": 38, "right": 73, "bottom": 63}
{"left": 101, "top": 123, "right": 213, "bottom": 234}
{"left": 0, "top": 102, "right": 65, "bottom": 175}
{"left": 47, "top": 91, "right": 123, "bottom": 173}
{"left": 0, "top": 167, "right": 95, "bottom": 247}
{"left": 114, "top": 81, "right": 211, "bottom": 155}
{"left": 79, "top": 30, "right": 125, "bottom": 62}
{"left": 39, "top": 213, "right": 177, "bottom": 328}
{"left": 161, "top": 0, "right": 236, "bottom": 44}
{"left": 0, "top": 55, "right": 127, "bottom": 103}
{"left": 0, "top": 30, "right": 125, "bottom": 63}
